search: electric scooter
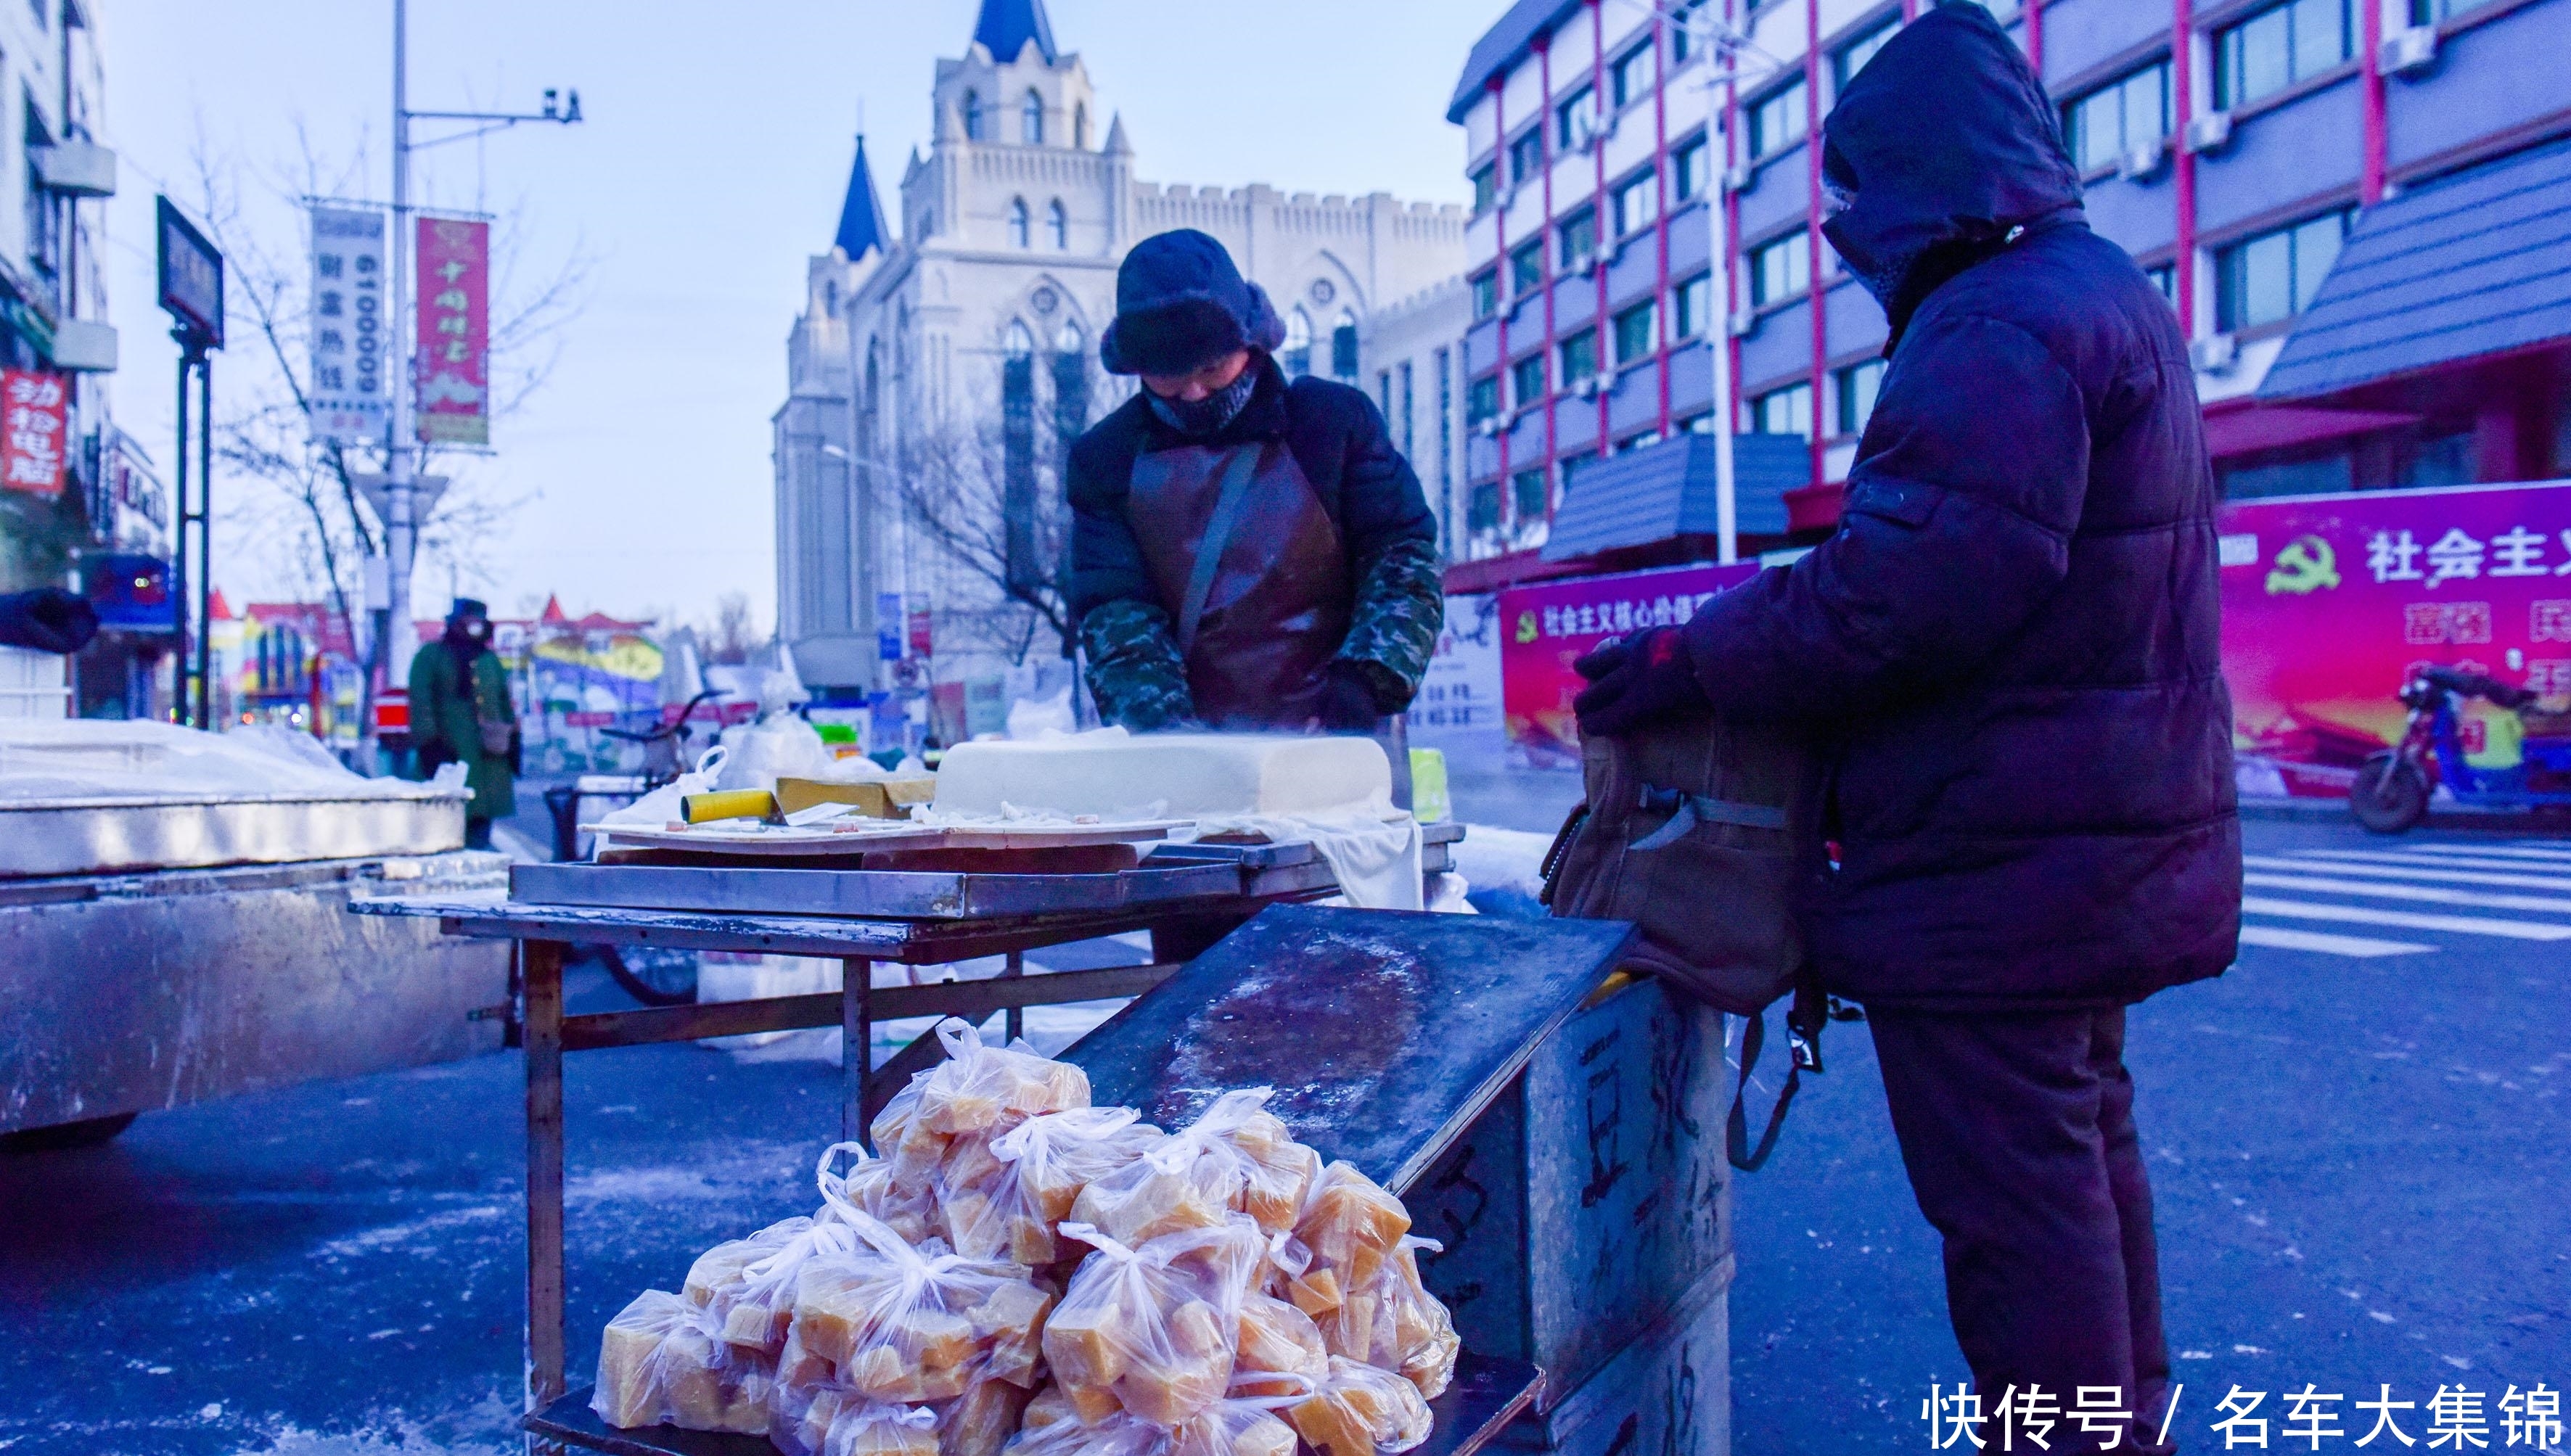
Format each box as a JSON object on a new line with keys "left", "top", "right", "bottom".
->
{"left": 2347, "top": 665, "right": 2571, "bottom": 833}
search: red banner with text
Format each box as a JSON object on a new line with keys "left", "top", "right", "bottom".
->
{"left": 0, "top": 369, "right": 69, "bottom": 496}
{"left": 1497, "top": 562, "right": 1759, "bottom": 767}
{"left": 414, "top": 217, "right": 489, "bottom": 445}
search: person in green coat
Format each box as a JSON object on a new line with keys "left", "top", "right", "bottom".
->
{"left": 409, "top": 596, "right": 517, "bottom": 849}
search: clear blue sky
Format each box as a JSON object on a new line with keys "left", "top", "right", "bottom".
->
{"left": 94, "top": 1, "right": 1501, "bottom": 633}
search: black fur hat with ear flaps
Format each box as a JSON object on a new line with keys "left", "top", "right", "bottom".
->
{"left": 1099, "top": 228, "right": 1287, "bottom": 377}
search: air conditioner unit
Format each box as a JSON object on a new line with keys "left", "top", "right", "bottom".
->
{"left": 2189, "top": 332, "right": 2239, "bottom": 374}
{"left": 1572, "top": 252, "right": 1598, "bottom": 278}
{"left": 1726, "top": 311, "right": 1756, "bottom": 340}
{"left": 1721, "top": 162, "right": 1752, "bottom": 194}
{"left": 2118, "top": 139, "right": 2168, "bottom": 183}
{"left": 1572, "top": 377, "right": 1601, "bottom": 398}
{"left": 2380, "top": 25, "right": 2438, "bottom": 76}
{"left": 30, "top": 140, "right": 115, "bottom": 198}
{"left": 2183, "top": 110, "right": 2234, "bottom": 155}
{"left": 47, "top": 318, "right": 116, "bottom": 373}
{"left": 1473, "top": 418, "right": 1501, "bottom": 438}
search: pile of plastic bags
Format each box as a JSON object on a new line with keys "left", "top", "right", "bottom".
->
{"left": 593, "top": 1019, "right": 1459, "bottom": 1456}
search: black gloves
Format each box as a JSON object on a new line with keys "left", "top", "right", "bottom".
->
{"left": 1317, "top": 659, "right": 1394, "bottom": 733}
{"left": 1572, "top": 626, "right": 1710, "bottom": 737}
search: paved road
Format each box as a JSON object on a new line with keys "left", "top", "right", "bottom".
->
{"left": 1, "top": 815, "right": 2563, "bottom": 1455}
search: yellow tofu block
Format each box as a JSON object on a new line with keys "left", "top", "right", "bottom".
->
{"left": 1287, "top": 1267, "right": 1343, "bottom": 1318}
{"left": 1115, "top": 1352, "right": 1226, "bottom": 1427}
{"left": 1064, "top": 1380, "right": 1125, "bottom": 1427}
{"left": 1039, "top": 1299, "right": 1129, "bottom": 1389}
{"left": 795, "top": 1262, "right": 903, "bottom": 1367}
{"left": 967, "top": 1281, "right": 1054, "bottom": 1386}
{"left": 1165, "top": 1299, "right": 1226, "bottom": 1360}
{"left": 593, "top": 1291, "right": 686, "bottom": 1428}
{"left": 1233, "top": 1410, "right": 1300, "bottom": 1456}
{"left": 899, "top": 1307, "right": 977, "bottom": 1370}
{"left": 1295, "top": 1163, "right": 1411, "bottom": 1290}
{"left": 1235, "top": 1293, "right": 1327, "bottom": 1383}
{"left": 939, "top": 1375, "right": 1034, "bottom": 1456}
{"left": 1021, "top": 1384, "right": 1076, "bottom": 1433}
{"left": 826, "top": 1404, "right": 941, "bottom": 1456}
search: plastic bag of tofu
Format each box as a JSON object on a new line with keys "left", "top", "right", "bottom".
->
{"left": 1069, "top": 1089, "right": 1315, "bottom": 1246}
{"left": 945, "top": 1106, "right": 1166, "bottom": 1266}
{"left": 591, "top": 1288, "right": 777, "bottom": 1434}
{"left": 791, "top": 1203, "right": 1051, "bottom": 1407}
{"left": 938, "top": 1357, "right": 1041, "bottom": 1456}
{"left": 1282, "top": 1161, "right": 1413, "bottom": 1310}
{"left": 1313, "top": 1235, "right": 1459, "bottom": 1400}
{"left": 1230, "top": 1279, "right": 1329, "bottom": 1400}
{"left": 822, "top": 1399, "right": 943, "bottom": 1456}
{"left": 1043, "top": 1214, "right": 1269, "bottom": 1428}
{"left": 1287, "top": 1356, "right": 1434, "bottom": 1456}
{"left": 872, "top": 1018, "right": 1094, "bottom": 1203}
{"left": 1162, "top": 1376, "right": 1318, "bottom": 1456}
{"left": 687, "top": 1147, "right": 901, "bottom": 1357}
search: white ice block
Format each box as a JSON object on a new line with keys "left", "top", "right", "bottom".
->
{"left": 931, "top": 733, "right": 1390, "bottom": 820}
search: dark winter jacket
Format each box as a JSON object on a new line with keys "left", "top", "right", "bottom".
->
{"left": 1680, "top": 4, "right": 2241, "bottom": 1009}
{"left": 1067, "top": 353, "right": 1444, "bottom": 727}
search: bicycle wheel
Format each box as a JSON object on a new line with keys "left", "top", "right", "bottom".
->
{"left": 602, "top": 945, "right": 701, "bottom": 1006}
{"left": 2350, "top": 752, "right": 2430, "bottom": 834}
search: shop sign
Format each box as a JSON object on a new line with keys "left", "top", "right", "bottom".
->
{"left": 1497, "top": 562, "right": 1756, "bottom": 767}
{"left": 307, "top": 206, "right": 388, "bottom": 444}
{"left": 0, "top": 369, "right": 70, "bottom": 496}
{"left": 414, "top": 218, "right": 489, "bottom": 445}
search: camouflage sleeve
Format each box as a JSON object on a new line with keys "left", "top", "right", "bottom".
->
{"left": 1078, "top": 599, "right": 1201, "bottom": 732}
{"left": 1335, "top": 535, "right": 1445, "bottom": 711}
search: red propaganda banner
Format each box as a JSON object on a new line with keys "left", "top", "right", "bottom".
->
{"left": 1497, "top": 561, "right": 1758, "bottom": 766}
{"left": 908, "top": 606, "right": 935, "bottom": 658}
{"left": 0, "top": 369, "right": 70, "bottom": 496}
{"left": 2221, "top": 480, "right": 2571, "bottom": 797}
{"left": 415, "top": 217, "right": 489, "bottom": 445}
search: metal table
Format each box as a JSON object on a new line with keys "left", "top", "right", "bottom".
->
{"left": 348, "top": 827, "right": 1465, "bottom": 1423}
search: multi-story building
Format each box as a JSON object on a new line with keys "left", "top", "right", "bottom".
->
{"left": 1443, "top": 0, "right": 2571, "bottom": 591}
{"left": 1357, "top": 279, "right": 1474, "bottom": 562}
{"left": 774, "top": 0, "right": 1467, "bottom": 717}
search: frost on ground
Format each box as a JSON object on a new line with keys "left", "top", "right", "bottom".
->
{"left": 1451, "top": 823, "right": 1554, "bottom": 920}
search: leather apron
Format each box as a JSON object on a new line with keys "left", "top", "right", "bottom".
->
{"left": 1125, "top": 440, "right": 1352, "bottom": 731}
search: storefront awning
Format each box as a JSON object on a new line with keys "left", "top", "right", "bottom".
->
{"left": 2260, "top": 136, "right": 2571, "bottom": 402}
{"left": 1541, "top": 432, "right": 1810, "bottom": 563}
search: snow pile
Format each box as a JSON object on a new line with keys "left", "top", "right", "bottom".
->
{"left": 0, "top": 718, "right": 456, "bottom": 803}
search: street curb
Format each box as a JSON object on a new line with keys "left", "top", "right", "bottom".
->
{"left": 2240, "top": 796, "right": 2570, "bottom": 833}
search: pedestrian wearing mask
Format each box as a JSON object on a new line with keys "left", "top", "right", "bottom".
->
{"left": 409, "top": 596, "right": 518, "bottom": 850}
{"left": 1570, "top": 9, "right": 2239, "bottom": 1451}
{"left": 1066, "top": 229, "right": 1443, "bottom": 744}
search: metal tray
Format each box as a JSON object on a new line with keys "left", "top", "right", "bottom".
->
{"left": 0, "top": 791, "right": 467, "bottom": 879}
{"left": 511, "top": 857, "right": 1250, "bottom": 920}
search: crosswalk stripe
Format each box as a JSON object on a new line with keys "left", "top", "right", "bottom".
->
{"left": 2244, "top": 855, "right": 2571, "bottom": 892}
{"left": 2290, "top": 848, "right": 2571, "bottom": 876}
{"left": 2237, "top": 925, "right": 2433, "bottom": 957}
{"left": 2242, "top": 871, "right": 2571, "bottom": 913}
{"left": 2398, "top": 843, "right": 2571, "bottom": 865}
{"left": 2241, "top": 897, "right": 2571, "bottom": 940}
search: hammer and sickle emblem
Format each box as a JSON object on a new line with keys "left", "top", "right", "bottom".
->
{"left": 2265, "top": 535, "right": 2341, "bottom": 596}
{"left": 1514, "top": 611, "right": 1540, "bottom": 645}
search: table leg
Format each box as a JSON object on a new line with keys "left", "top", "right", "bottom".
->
{"left": 1004, "top": 950, "right": 1025, "bottom": 1044}
{"left": 523, "top": 938, "right": 567, "bottom": 1423}
{"left": 842, "top": 957, "right": 870, "bottom": 1143}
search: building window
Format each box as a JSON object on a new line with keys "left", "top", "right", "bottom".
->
{"left": 1434, "top": 351, "right": 1453, "bottom": 547}
{"left": 1744, "top": 382, "right": 1813, "bottom": 439}
{"left": 1614, "top": 299, "right": 1657, "bottom": 365}
{"left": 2214, "top": 0, "right": 2355, "bottom": 111}
{"left": 1008, "top": 197, "right": 1030, "bottom": 248}
{"left": 1471, "top": 270, "right": 1499, "bottom": 320}
{"left": 1672, "top": 272, "right": 1713, "bottom": 339}
{"left": 1612, "top": 170, "right": 1659, "bottom": 237}
{"left": 1511, "top": 238, "right": 1546, "bottom": 295}
{"left": 1557, "top": 206, "right": 1598, "bottom": 268}
{"left": 963, "top": 89, "right": 984, "bottom": 141}
{"left": 1747, "top": 79, "right": 1808, "bottom": 161}
{"left": 2062, "top": 62, "right": 2171, "bottom": 173}
{"left": 1469, "top": 480, "right": 1504, "bottom": 532}
{"left": 1283, "top": 308, "right": 1314, "bottom": 377}
{"left": 1611, "top": 44, "right": 1654, "bottom": 109}
{"left": 1467, "top": 374, "right": 1501, "bottom": 424}
{"left": 1668, "top": 1, "right": 1707, "bottom": 62}
{"left": 1556, "top": 84, "right": 1598, "bottom": 149}
{"left": 2411, "top": 0, "right": 2505, "bottom": 19}
{"left": 1046, "top": 200, "right": 1067, "bottom": 250}
{"left": 1748, "top": 231, "right": 1811, "bottom": 308}
{"left": 1672, "top": 136, "right": 1708, "bottom": 202}
{"left": 1832, "top": 18, "right": 1898, "bottom": 93}
{"left": 1512, "top": 467, "right": 1549, "bottom": 523}
{"left": 1834, "top": 359, "right": 1885, "bottom": 437}
{"left": 1509, "top": 128, "right": 1545, "bottom": 185}
{"left": 1332, "top": 310, "right": 1361, "bottom": 381}
{"left": 1022, "top": 89, "right": 1045, "bottom": 144}
{"left": 1005, "top": 319, "right": 1036, "bottom": 358}
{"left": 1378, "top": 369, "right": 1393, "bottom": 419}
{"left": 1511, "top": 353, "right": 1546, "bottom": 408}
{"left": 1559, "top": 332, "right": 1598, "bottom": 388}
{"left": 1054, "top": 319, "right": 1083, "bottom": 354}
{"left": 1398, "top": 360, "right": 1416, "bottom": 458}
{"left": 1075, "top": 102, "right": 1088, "bottom": 149}
{"left": 2145, "top": 263, "right": 2178, "bottom": 308}
{"left": 1472, "top": 163, "right": 1498, "bottom": 213}
{"left": 2215, "top": 209, "right": 2348, "bottom": 332}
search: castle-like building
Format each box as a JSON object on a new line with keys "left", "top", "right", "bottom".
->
{"left": 774, "top": 0, "right": 1467, "bottom": 711}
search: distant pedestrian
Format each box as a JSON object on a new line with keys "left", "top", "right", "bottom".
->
{"left": 1570, "top": 9, "right": 2240, "bottom": 1451}
{"left": 409, "top": 596, "right": 517, "bottom": 850}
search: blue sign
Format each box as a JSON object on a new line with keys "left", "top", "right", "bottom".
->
{"left": 877, "top": 591, "right": 903, "bottom": 660}
{"left": 84, "top": 554, "right": 176, "bottom": 633}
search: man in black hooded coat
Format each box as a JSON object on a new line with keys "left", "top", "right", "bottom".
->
{"left": 1574, "top": 7, "right": 2239, "bottom": 1445}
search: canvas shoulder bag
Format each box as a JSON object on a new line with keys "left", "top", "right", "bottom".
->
{"left": 1539, "top": 712, "right": 1830, "bottom": 1170}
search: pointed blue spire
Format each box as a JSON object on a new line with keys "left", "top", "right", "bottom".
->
{"left": 833, "top": 135, "right": 885, "bottom": 259}
{"left": 972, "top": 0, "right": 1058, "bottom": 65}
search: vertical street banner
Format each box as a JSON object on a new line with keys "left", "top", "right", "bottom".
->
{"left": 2221, "top": 479, "right": 2571, "bottom": 795}
{"left": 1496, "top": 562, "right": 1757, "bottom": 766}
{"left": 414, "top": 217, "right": 490, "bottom": 445}
{"left": 1409, "top": 593, "right": 1506, "bottom": 757}
{"left": 0, "top": 369, "right": 70, "bottom": 496}
{"left": 307, "top": 206, "right": 387, "bottom": 444}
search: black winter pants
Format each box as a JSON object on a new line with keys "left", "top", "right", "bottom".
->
{"left": 1868, "top": 1005, "right": 2176, "bottom": 1455}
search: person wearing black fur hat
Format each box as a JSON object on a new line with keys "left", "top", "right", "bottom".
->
{"left": 1066, "top": 229, "right": 1443, "bottom": 741}
{"left": 407, "top": 596, "right": 517, "bottom": 849}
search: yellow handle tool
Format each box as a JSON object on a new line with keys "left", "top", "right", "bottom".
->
{"left": 679, "top": 789, "right": 779, "bottom": 825}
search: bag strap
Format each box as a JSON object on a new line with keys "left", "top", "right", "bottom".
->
{"left": 1726, "top": 968, "right": 1833, "bottom": 1172}
{"left": 1173, "top": 445, "right": 1267, "bottom": 658}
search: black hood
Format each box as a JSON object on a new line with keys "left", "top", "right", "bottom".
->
{"left": 1821, "top": 2, "right": 2082, "bottom": 337}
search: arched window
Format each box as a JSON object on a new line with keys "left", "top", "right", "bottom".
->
{"left": 1022, "top": 89, "right": 1045, "bottom": 145}
{"left": 1282, "top": 309, "right": 1314, "bottom": 378}
{"left": 823, "top": 279, "right": 839, "bottom": 317}
{"left": 1054, "top": 319, "right": 1083, "bottom": 354}
{"left": 1046, "top": 200, "right": 1068, "bottom": 250}
{"left": 1332, "top": 308, "right": 1361, "bottom": 381}
{"left": 1074, "top": 103, "right": 1088, "bottom": 150}
{"left": 1008, "top": 198, "right": 1030, "bottom": 249}
{"left": 1006, "top": 319, "right": 1036, "bottom": 359}
{"left": 962, "top": 89, "right": 983, "bottom": 141}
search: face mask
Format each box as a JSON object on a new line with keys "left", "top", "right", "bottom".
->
{"left": 1147, "top": 363, "right": 1259, "bottom": 437}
